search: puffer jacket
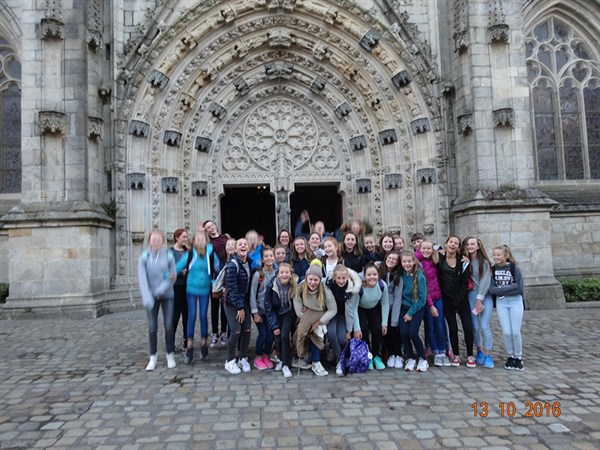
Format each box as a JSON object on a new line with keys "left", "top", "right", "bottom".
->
{"left": 224, "top": 253, "right": 251, "bottom": 310}
{"left": 416, "top": 249, "right": 442, "bottom": 306}
{"left": 325, "top": 267, "right": 361, "bottom": 333}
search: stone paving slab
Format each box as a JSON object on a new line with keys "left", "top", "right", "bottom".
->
{"left": 0, "top": 308, "right": 599, "bottom": 449}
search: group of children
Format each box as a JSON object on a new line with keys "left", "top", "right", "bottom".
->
{"left": 138, "top": 220, "right": 526, "bottom": 376}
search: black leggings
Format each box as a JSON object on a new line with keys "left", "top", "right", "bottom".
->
{"left": 211, "top": 296, "right": 227, "bottom": 334}
{"left": 173, "top": 284, "right": 188, "bottom": 346}
{"left": 273, "top": 310, "right": 294, "bottom": 367}
{"left": 383, "top": 313, "right": 401, "bottom": 357}
{"left": 358, "top": 305, "right": 383, "bottom": 357}
{"left": 443, "top": 297, "right": 474, "bottom": 357}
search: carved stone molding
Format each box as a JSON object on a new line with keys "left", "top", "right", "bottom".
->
{"left": 233, "top": 77, "right": 250, "bottom": 96}
{"left": 209, "top": 102, "right": 227, "bottom": 120}
{"left": 379, "top": 129, "right": 397, "bottom": 145}
{"left": 385, "top": 173, "right": 402, "bottom": 189}
{"left": 493, "top": 108, "right": 514, "bottom": 127}
{"left": 161, "top": 177, "right": 179, "bottom": 194}
{"left": 192, "top": 181, "right": 208, "bottom": 196}
{"left": 423, "top": 223, "right": 434, "bottom": 234}
{"left": 310, "top": 76, "right": 326, "bottom": 94}
{"left": 87, "top": 30, "right": 103, "bottom": 51}
{"left": 41, "top": 18, "right": 64, "bottom": 40}
{"left": 488, "top": 0, "right": 509, "bottom": 44}
{"left": 349, "top": 135, "right": 367, "bottom": 151}
{"left": 356, "top": 179, "right": 372, "bottom": 194}
{"left": 360, "top": 29, "right": 380, "bottom": 52}
{"left": 148, "top": 69, "right": 169, "bottom": 89}
{"left": 131, "top": 232, "right": 145, "bottom": 243}
{"left": 457, "top": 114, "right": 473, "bottom": 136}
{"left": 453, "top": 0, "right": 470, "bottom": 53}
{"left": 195, "top": 137, "right": 212, "bottom": 153}
{"left": 127, "top": 173, "right": 145, "bottom": 190}
{"left": 163, "top": 130, "right": 182, "bottom": 147}
{"left": 417, "top": 168, "right": 436, "bottom": 184}
{"left": 334, "top": 102, "right": 352, "bottom": 119}
{"left": 98, "top": 86, "right": 111, "bottom": 104}
{"left": 488, "top": 24, "right": 509, "bottom": 43}
{"left": 128, "top": 120, "right": 150, "bottom": 138}
{"left": 39, "top": 111, "right": 66, "bottom": 135}
{"left": 392, "top": 70, "right": 412, "bottom": 89}
{"left": 88, "top": 116, "right": 104, "bottom": 141}
{"left": 410, "top": 117, "right": 431, "bottom": 135}
{"left": 265, "top": 61, "right": 294, "bottom": 79}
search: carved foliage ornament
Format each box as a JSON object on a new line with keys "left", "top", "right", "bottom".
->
{"left": 39, "top": 111, "right": 66, "bottom": 135}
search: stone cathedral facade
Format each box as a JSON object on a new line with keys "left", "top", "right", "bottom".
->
{"left": 0, "top": 0, "right": 598, "bottom": 317}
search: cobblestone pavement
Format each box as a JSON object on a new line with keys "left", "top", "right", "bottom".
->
{"left": 0, "top": 307, "right": 598, "bottom": 450}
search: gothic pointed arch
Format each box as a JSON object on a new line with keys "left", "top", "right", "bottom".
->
{"left": 524, "top": 2, "right": 600, "bottom": 181}
{"left": 114, "top": 0, "right": 449, "bottom": 279}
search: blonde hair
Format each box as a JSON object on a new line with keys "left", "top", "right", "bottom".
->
{"left": 494, "top": 245, "right": 517, "bottom": 264}
{"left": 300, "top": 275, "right": 326, "bottom": 310}
{"left": 277, "top": 262, "right": 298, "bottom": 298}
{"left": 420, "top": 240, "right": 439, "bottom": 264}
{"left": 193, "top": 231, "right": 207, "bottom": 257}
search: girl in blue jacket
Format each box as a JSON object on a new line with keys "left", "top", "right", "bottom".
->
{"left": 392, "top": 251, "right": 428, "bottom": 372}
{"left": 176, "top": 230, "right": 218, "bottom": 364}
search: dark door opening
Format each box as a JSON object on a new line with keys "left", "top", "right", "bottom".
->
{"left": 220, "top": 185, "right": 276, "bottom": 244}
{"left": 290, "top": 185, "right": 342, "bottom": 238}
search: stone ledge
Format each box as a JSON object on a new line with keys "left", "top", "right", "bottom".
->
{"left": 452, "top": 188, "right": 558, "bottom": 214}
{"left": 565, "top": 301, "right": 600, "bottom": 309}
{"left": 1, "top": 201, "right": 114, "bottom": 228}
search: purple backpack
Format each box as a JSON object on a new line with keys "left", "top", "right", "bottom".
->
{"left": 339, "top": 338, "right": 370, "bottom": 374}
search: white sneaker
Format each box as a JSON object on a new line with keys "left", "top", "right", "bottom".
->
{"left": 166, "top": 353, "right": 176, "bottom": 369}
{"left": 275, "top": 361, "right": 283, "bottom": 371}
{"left": 417, "top": 358, "right": 429, "bottom": 372}
{"left": 311, "top": 361, "right": 328, "bottom": 376}
{"left": 282, "top": 365, "right": 292, "bottom": 378}
{"left": 387, "top": 355, "right": 396, "bottom": 368}
{"left": 146, "top": 354, "right": 157, "bottom": 371}
{"left": 394, "top": 356, "right": 405, "bottom": 369}
{"left": 335, "top": 362, "right": 344, "bottom": 376}
{"left": 225, "top": 358, "right": 241, "bottom": 374}
{"left": 441, "top": 355, "right": 452, "bottom": 367}
{"left": 404, "top": 358, "right": 416, "bottom": 372}
{"left": 238, "top": 357, "right": 251, "bottom": 373}
{"left": 314, "top": 324, "right": 327, "bottom": 339}
{"left": 433, "top": 354, "right": 443, "bottom": 367}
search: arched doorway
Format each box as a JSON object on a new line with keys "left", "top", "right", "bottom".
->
{"left": 290, "top": 184, "right": 342, "bottom": 238}
{"left": 220, "top": 185, "right": 276, "bottom": 244}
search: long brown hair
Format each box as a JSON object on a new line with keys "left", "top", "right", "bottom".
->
{"left": 400, "top": 250, "right": 421, "bottom": 301}
{"left": 462, "top": 236, "right": 491, "bottom": 278}
{"left": 277, "top": 262, "right": 298, "bottom": 299}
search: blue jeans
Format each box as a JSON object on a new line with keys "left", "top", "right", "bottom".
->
{"left": 327, "top": 314, "right": 347, "bottom": 360}
{"left": 187, "top": 293, "right": 210, "bottom": 339}
{"left": 468, "top": 290, "right": 493, "bottom": 351}
{"left": 425, "top": 298, "right": 446, "bottom": 354}
{"left": 398, "top": 307, "right": 425, "bottom": 359}
{"left": 496, "top": 295, "right": 524, "bottom": 358}
{"left": 146, "top": 297, "right": 174, "bottom": 355}
{"left": 309, "top": 340, "right": 321, "bottom": 363}
{"left": 254, "top": 314, "right": 274, "bottom": 355}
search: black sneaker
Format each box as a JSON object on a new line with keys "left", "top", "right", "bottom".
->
{"left": 504, "top": 357, "right": 515, "bottom": 370}
{"left": 201, "top": 345, "right": 209, "bottom": 360}
{"left": 184, "top": 348, "right": 193, "bottom": 364}
{"left": 513, "top": 358, "right": 524, "bottom": 371}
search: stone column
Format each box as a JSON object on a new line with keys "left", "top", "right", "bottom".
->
{"left": 1, "top": 1, "right": 116, "bottom": 318}
{"left": 448, "top": 0, "right": 565, "bottom": 309}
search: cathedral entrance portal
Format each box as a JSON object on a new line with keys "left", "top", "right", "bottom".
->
{"left": 220, "top": 185, "right": 276, "bottom": 244}
{"left": 290, "top": 185, "right": 342, "bottom": 239}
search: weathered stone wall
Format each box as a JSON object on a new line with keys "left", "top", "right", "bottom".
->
{"left": 550, "top": 213, "right": 600, "bottom": 278}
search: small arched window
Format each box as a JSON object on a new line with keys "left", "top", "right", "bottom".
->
{"left": 526, "top": 18, "right": 600, "bottom": 180}
{"left": 0, "top": 36, "right": 21, "bottom": 193}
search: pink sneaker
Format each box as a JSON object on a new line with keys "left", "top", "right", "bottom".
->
{"left": 253, "top": 357, "right": 268, "bottom": 370}
{"left": 262, "top": 356, "right": 274, "bottom": 369}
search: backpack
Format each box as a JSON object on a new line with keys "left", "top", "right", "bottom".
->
{"left": 212, "top": 259, "right": 239, "bottom": 298}
{"left": 338, "top": 338, "right": 371, "bottom": 375}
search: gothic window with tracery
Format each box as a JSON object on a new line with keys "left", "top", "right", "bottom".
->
{"left": 0, "top": 37, "right": 21, "bottom": 193}
{"left": 526, "top": 17, "right": 600, "bottom": 180}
